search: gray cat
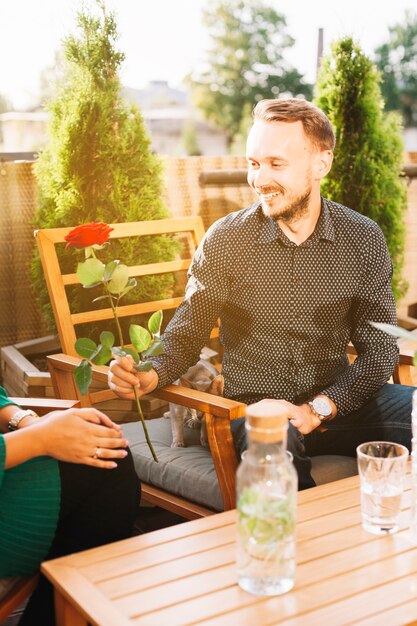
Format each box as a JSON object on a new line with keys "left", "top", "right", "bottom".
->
{"left": 164, "top": 359, "right": 224, "bottom": 448}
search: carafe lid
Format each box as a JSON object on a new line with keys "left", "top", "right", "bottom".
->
{"left": 245, "top": 400, "right": 290, "bottom": 443}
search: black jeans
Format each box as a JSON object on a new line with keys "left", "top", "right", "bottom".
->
{"left": 231, "top": 383, "right": 414, "bottom": 490}
{"left": 19, "top": 449, "right": 140, "bottom": 626}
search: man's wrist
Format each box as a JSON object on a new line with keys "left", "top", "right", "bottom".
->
{"left": 316, "top": 394, "right": 337, "bottom": 419}
{"left": 307, "top": 395, "right": 337, "bottom": 424}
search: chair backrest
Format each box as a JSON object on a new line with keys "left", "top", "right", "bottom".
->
{"left": 35, "top": 217, "right": 207, "bottom": 357}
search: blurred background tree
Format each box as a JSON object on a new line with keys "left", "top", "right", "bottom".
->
{"left": 188, "top": 0, "right": 312, "bottom": 147}
{"left": 181, "top": 119, "right": 201, "bottom": 155}
{"left": 32, "top": 2, "right": 179, "bottom": 341}
{"left": 229, "top": 102, "right": 253, "bottom": 155}
{"left": 315, "top": 37, "right": 407, "bottom": 300}
{"left": 375, "top": 11, "right": 417, "bottom": 127}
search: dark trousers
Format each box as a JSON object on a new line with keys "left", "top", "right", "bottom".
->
{"left": 231, "top": 383, "right": 414, "bottom": 490}
{"left": 19, "top": 449, "right": 140, "bottom": 626}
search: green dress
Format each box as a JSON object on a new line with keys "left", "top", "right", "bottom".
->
{"left": 0, "top": 387, "right": 61, "bottom": 575}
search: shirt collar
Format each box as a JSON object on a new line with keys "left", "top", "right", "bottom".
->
{"left": 315, "top": 197, "right": 336, "bottom": 242}
{"left": 256, "top": 197, "right": 336, "bottom": 245}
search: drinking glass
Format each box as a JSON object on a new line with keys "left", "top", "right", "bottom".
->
{"left": 357, "top": 441, "right": 409, "bottom": 535}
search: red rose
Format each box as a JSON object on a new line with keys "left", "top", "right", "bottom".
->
{"left": 64, "top": 222, "right": 114, "bottom": 249}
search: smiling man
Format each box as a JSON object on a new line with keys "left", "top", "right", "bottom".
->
{"left": 108, "top": 98, "right": 413, "bottom": 489}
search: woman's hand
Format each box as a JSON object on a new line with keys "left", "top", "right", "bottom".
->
{"left": 108, "top": 355, "right": 158, "bottom": 400}
{"left": 34, "top": 407, "right": 130, "bottom": 469}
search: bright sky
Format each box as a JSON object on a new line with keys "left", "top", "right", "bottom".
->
{"left": 0, "top": 0, "right": 415, "bottom": 110}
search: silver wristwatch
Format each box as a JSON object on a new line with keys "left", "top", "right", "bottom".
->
{"left": 8, "top": 409, "right": 40, "bottom": 431}
{"left": 308, "top": 397, "right": 332, "bottom": 422}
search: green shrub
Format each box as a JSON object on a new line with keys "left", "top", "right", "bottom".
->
{"left": 32, "top": 5, "right": 179, "bottom": 341}
{"left": 314, "top": 37, "right": 407, "bottom": 300}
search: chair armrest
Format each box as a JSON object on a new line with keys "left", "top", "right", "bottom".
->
{"left": 152, "top": 385, "right": 246, "bottom": 419}
{"left": 8, "top": 397, "right": 80, "bottom": 416}
{"left": 394, "top": 328, "right": 417, "bottom": 385}
{"left": 47, "top": 353, "right": 247, "bottom": 416}
{"left": 397, "top": 314, "right": 417, "bottom": 331}
{"left": 152, "top": 387, "right": 246, "bottom": 511}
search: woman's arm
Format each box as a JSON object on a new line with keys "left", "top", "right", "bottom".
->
{"left": 0, "top": 387, "right": 39, "bottom": 433}
{"left": 3, "top": 407, "right": 129, "bottom": 470}
{"left": 3, "top": 426, "right": 44, "bottom": 468}
{"left": 0, "top": 403, "right": 32, "bottom": 434}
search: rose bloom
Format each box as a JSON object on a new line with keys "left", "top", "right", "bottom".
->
{"left": 65, "top": 222, "right": 114, "bottom": 249}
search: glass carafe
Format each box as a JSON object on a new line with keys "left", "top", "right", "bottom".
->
{"left": 236, "top": 400, "right": 297, "bottom": 595}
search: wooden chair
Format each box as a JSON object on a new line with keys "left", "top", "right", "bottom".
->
{"left": 0, "top": 397, "right": 79, "bottom": 624}
{"left": 0, "top": 575, "right": 39, "bottom": 624}
{"left": 36, "top": 217, "right": 230, "bottom": 519}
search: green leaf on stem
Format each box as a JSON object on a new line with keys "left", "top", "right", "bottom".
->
{"left": 91, "top": 344, "right": 112, "bottom": 366}
{"left": 142, "top": 338, "right": 164, "bottom": 358}
{"left": 75, "top": 360, "right": 92, "bottom": 395}
{"left": 103, "top": 260, "right": 119, "bottom": 281}
{"left": 414, "top": 353, "right": 417, "bottom": 368}
{"left": 134, "top": 361, "right": 153, "bottom": 372}
{"left": 76, "top": 258, "right": 105, "bottom": 287}
{"left": 129, "top": 324, "right": 151, "bottom": 352}
{"left": 124, "top": 347, "right": 140, "bottom": 363}
{"left": 119, "top": 277, "right": 137, "bottom": 298}
{"left": 75, "top": 337, "right": 97, "bottom": 359}
{"left": 148, "top": 310, "right": 163, "bottom": 336}
{"left": 107, "top": 264, "right": 130, "bottom": 294}
{"left": 100, "top": 331, "right": 115, "bottom": 348}
{"left": 111, "top": 347, "right": 127, "bottom": 358}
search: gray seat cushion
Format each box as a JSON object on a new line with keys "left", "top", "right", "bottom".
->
{"left": 123, "top": 419, "right": 223, "bottom": 511}
{"left": 311, "top": 455, "right": 358, "bottom": 484}
{"left": 123, "top": 419, "right": 358, "bottom": 512}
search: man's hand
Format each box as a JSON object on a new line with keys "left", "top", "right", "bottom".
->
{"left": 279, "top": 400, "right": 322, "bottom": 435}
{"left": 108, "top": 355, "right": 158, "bottom": 400}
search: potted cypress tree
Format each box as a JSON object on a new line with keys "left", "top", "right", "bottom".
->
{"left": 314, "top": 37, "right": 407, "bottom": 301}
{"left": 32, "top": 3, "right": 179, "bottom": 341}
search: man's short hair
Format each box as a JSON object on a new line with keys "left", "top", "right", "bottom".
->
{"left": 253, "top": 98, "right": 336, "bottom": 152}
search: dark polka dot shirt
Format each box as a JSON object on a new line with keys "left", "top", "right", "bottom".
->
{"left": 153, "top": 197, "right": 399, "bottom": 416}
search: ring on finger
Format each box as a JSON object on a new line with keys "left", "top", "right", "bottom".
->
{"left": 93, "top": 447, "right": 101, "bottom": 459}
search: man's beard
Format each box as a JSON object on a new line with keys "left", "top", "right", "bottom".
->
{"left": 259, "top": 182, "right": 312, "bottom": 223}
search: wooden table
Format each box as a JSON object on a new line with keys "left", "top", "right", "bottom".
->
{"left": 42, "top": 473, "right": 417, "bottom": 626}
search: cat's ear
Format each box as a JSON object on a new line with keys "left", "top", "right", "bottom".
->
{"left": 180, "top": 377, "right": 193, "bottom": 389}
{"left": 209, "top": 374, "right": 224, "bottom": 397}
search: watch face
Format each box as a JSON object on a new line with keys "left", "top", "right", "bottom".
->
{"left": 313, "top": 397, "right": 332, "bottom": 417}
